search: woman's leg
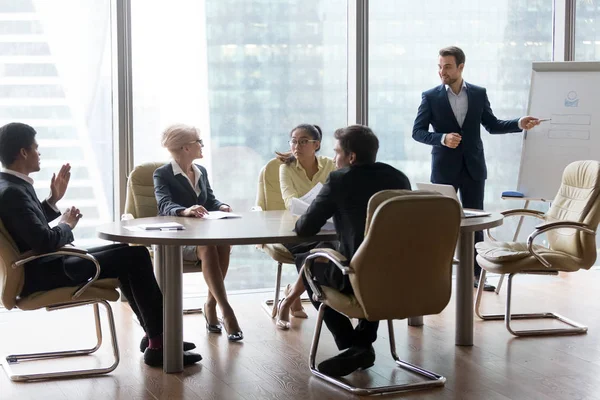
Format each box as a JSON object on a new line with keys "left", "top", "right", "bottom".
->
{"left": 278, "top": 269, "right": 306, "bottom": 325}
{"left": 196, "top": 245, "right": 241, "bottom": 333}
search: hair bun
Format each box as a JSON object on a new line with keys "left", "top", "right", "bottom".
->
{"left": 313, "top": 124, "right": 322, "bottom": 139}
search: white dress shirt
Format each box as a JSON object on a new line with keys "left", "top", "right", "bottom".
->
{"left": 171, "top": 160, "right": 202, "bottom": 197}
{"left": 441, "top": 80, "right": 525, "bottom": 146}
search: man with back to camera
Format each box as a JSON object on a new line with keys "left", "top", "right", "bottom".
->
{"left": 294, "top": 125, "right": 411, "bottom": 377}
{"left": 0, "top": 122, "right": 201, "bottom": 367}
{"left": 412, "top": 46, "right": 541, "bottom": 291}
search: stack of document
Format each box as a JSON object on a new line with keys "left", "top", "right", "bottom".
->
{"left": 290, "top": 183, "right": 335, "bottom": 231}
{"left": 137, "top": 222, "right": 185, "bottom": 231}
{"left": 203, "top": 211, "right": 241, "bottom": 220}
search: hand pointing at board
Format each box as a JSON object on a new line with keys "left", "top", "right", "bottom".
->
{"left": 519, "top": 116, "right": 541, "bottom": 130}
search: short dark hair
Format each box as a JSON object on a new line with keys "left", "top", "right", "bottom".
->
{"left": 439, "top": 46, "right": 466, "bottom": 66}
{"left": 334, "top": 125, "right": 379, "bottom": 164}
{"left": 0, "top": 122, "right": 37, "bottom": 167}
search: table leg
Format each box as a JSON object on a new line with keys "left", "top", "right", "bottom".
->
{"left": 456, "top": 231, "right": 474, "bottom": 346}
{"left": 159, "top": 245, "right": 183, "bottom": 373}
{"left": 153, "top": 244, "right": 165, "bottom": 290}
{"left": 408, "top": 316, "right": 423, "bottom": 326}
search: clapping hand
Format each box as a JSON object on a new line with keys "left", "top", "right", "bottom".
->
{"left": 48, "top": 163, "right": 71, "bottom": 207}
{"left": 59, "top": 206, "right": 82, "bottom": 230}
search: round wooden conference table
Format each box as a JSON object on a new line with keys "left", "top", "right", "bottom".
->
{"left": 97, "top": 210, "right": 336, "bottom": 373}
{"left": 97, "top": 210, "right": 503, "bottom": 373}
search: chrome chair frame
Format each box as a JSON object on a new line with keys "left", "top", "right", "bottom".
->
{"left": 475, "top": 221, "right": 594, "bottom": 336}
{"left": 304, "top": 251, "right": 446, "bottom": 396}
{"left": 486, "top": 208, "right": 546, "bottom": 295}
{"left": 1, "top": 247, "right": 120, "bottom": 381}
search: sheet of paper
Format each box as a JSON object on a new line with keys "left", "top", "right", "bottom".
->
{"left": 203, "top": 211, "right": 242, "bottom": 220}
{"left": 299, "top": 182, "right": 323, "bottom": 204}
{"left": 290, "top": 197, "right": 309, "bottom": 217}
{"left": 123, "top": 226, "right": 144, "bottom": 232}
{"left": 290, "top": 197, "right": 335, "bottom": 230}
{"left": 136, "top": 222, "right": 185, "bottom": 230}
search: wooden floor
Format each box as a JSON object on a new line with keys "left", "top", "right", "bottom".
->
{"left": 2, "top": 270, "right": 600, "bottom": 400}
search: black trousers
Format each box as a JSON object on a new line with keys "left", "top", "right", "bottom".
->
{"left": 296, "top": 249, "right": 379, "bottom": 351}
{"left": 435, "top": 168, "right": 485, "bottom": 278}
{"left": 21, "top": 244, "right": 163, "bottom": 338}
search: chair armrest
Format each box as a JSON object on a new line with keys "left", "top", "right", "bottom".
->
{"left": 486, "top": 209, "right": 547, "bottom": 242}
{"left": 526, "top": 221, "right": 596, "bottom": 268}
{"left": 13, "top": 246, "right": 102, "bottom": 300}
{"left": 302, "top": 248, "right": 351, "bottom": 303}
{"left": 308, "top": 248, "right": 351, "bottom": 274}
{"left": 501, "top": 208, "right": 546, "bottom": 218}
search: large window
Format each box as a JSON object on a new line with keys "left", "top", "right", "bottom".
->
{"left": 576, "top": 0, "right": 600, "bottom": 60}
{"left": 369, "top": 0, "right": 553, "bottom": 219}
{"left": 132, "top": 0, "right": 347, "bottom": 290}
{"left": 0, "top": 0, "right": 114, "bottom": 246}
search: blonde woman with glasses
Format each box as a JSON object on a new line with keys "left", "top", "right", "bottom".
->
{"left": 154, "top": 124, "right": 242, "bottom": 341}
{"left": 274, "top": 124, "right": 337, "bottom": 330}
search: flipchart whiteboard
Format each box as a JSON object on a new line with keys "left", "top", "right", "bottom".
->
{"left": 517, "top": 62, "right": 600, "bottom": 200}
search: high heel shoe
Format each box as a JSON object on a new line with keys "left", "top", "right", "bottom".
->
{"left": 203, "top": 303, "right": 222, "bottom": 333}
{"left": 222, "top": 316, "right": 243, "bottom": 341}
{"left": 284, "top": 284, "right": 308, "bottom": 319}
{"left": 275, "top": 298, "right": 291, "bottom": 330}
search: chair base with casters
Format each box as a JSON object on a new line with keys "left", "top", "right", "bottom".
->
{"left": 309, "top": 303, "right": 446, "bottom": 396}
{"left": 1, "top": 299, "right": 120, "bottom": 382}
{"left": 474, "top": 269, "right": 588, "bottom": 336}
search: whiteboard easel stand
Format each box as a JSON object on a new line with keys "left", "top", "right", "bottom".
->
{"left": 495, "top": 196, "right": 551, "bottom": 294}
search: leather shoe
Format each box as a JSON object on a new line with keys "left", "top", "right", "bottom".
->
{"left": 139, "top": 336, "right": 196, "bottom": 353}
{"left": 474, "top": 278, "right": 495, "bottom": 292}
{"left": 317, "top": 345, "right": 375, "bottom": 377}
{"left": 143, "top": 348, "right": 202, "bottom": 367}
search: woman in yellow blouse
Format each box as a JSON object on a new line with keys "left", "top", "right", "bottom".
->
{"left": 275, "top": 124, "right": 336, "bottom": 329}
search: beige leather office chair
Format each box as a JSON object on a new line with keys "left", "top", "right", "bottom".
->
{"left": 255, "top": 158, "right": 297, "bottom": 318}
{"left": 303, "top": 190, "right": 461, "bottom": 395}
{"left": 475, "top": 160, "right": 600, "bottom": 336}
{"left": 125, "top": 162, "right": 202, "bottom": 313}
{"left": 0, "top": 221, "right": 120, "bottom": 382}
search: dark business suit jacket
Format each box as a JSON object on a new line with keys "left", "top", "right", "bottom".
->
{"left": 0, "top": 172, "right": 73, "bottom": 289}
{"left": 412, "top": 82, "right": 520, "bottom": 183}
{"left": 295, "top": 162, "right": 411, "bottom": 268}
{"left": 153, "top": 163, "right": 226, "bottom": 216}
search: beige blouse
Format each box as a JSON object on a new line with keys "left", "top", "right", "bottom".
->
{"left": 279, "top": 156, "right": 336, "bottom": 210}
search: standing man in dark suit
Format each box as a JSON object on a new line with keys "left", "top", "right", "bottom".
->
{"left": 293, "top": 125, "right": 411, "bottom": 377}
{"left": 0, "top": 122, "right": 201, "bottom": 367}
{"left": 412, "top": 46, "right": 541, "bottom": 291}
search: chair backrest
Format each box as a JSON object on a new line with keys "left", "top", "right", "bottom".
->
{"left": 546, "top": 160, "right": 600, "bottom": 269}
{"left": 124, "top": 162, "right": 164, "bottom": 218}
{"left": 349, "top": 190, "right": 462, "bottom": 321}
{"left": 0, "top": 220, "right": 24, "bottom": 310}
{"left": 256, "top": 158, "right": 286, "bottom": 211}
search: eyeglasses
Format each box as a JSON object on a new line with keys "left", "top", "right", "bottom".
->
{"left": 189, "top": 139, "right": 204, "bottom": 147}
{"left": 289, "top": 139, "right": 318, "bottom": 146}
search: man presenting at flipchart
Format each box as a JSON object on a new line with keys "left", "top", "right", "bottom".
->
{"left": 412, "top": 46, "right": 541, "bottom": 291}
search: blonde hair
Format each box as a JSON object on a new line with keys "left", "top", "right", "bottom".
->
{"left": 161, "top": 124, "right": 199, "bottom": 152}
